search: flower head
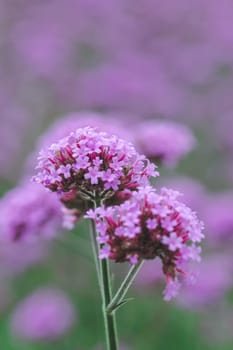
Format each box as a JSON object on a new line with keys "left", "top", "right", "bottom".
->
{"left": 33, "top": 127, "right": 158, "bottom": 212}
{"left": 0, "top": 183, "right": 71, "bottom": 242}
{"left": 133, "top": 121, "right": 196, "bottom": 166}
{"left": 87, "top": 186, "right": 204, "bottom": 300}
{"left": 10, "top": 288, "right": 75, "bottom": 341}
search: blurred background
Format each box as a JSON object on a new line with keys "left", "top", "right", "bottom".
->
{"left": 0, "top": 1, "right": 233, "bottom": 349}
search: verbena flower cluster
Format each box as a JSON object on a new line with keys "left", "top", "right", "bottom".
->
{"left": 0, "top": 183, "right": 71, "bottom": 242}
{"left": 33, "top": 127, "right": 158, "bottom": 212}
{"left": 10, "top": 288, "right": 75, "bottom": 341}
{"left": 86, "top": 186, "right": 204, "bottom": 300}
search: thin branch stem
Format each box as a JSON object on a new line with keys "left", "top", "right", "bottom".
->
{"left": 107, "top": 260, "right": 144, "bottom": 315}
{"left": 79, "top": 189, "right": 95, "bottom": 201}
{"left": 89, "top": 219, "right": 102, "bottom": 291}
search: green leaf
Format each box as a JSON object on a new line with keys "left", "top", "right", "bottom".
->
{"left": 113, "top": 297, "right": 135, "bottom": 312}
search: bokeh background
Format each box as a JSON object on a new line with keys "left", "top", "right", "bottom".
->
{"left": 0, "top": 1, "right": 233, "bottom": 349}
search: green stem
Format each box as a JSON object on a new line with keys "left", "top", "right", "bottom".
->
{"left": 100, "top": 258, "right": 118, "bottom": 350}
{"left": 89, "top": 219, "right": 101, "bottom": 287}
{"left": 90, "top": 218, "right": 118, "bottom": 350}
{"left": 107, "top": 261, "right": 144, "bottom": 315}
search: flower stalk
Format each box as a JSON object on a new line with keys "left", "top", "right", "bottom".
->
{"left": 106, "top": 260, "right": 144, "bottom": 315}
{"left": 100, "top": 257, "right": 118, "bottom": 350}
{"left": 89, "top": 218, "right": 101, "bottom": 287}
{"left": 90, "top": 215, "right": 118, "bottom": 350}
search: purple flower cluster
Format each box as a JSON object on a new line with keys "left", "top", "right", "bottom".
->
{"left": 33, "top": 127, "right": 158, "bottom": 211}
{"left": 86, "top": 186, "right": 204, "bottom": 300}
{"left": 134, "top": 121, "right": 196, "bottom": 166}
{"left": 10, "top": 288, "right": 75, "bottom": 341}
{"left": 133, "top": 180, "right": 233, "bottom": 308}
{"left": 0, "top": 183, "right": 67, "bottom": 242}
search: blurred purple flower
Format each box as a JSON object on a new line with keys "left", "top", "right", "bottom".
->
{"left": 78, "top": 56, "right": 185, "bottom": 116}
{"left": 203, "top": 191, "right": 233, "bottom": 243}
{"left": 0, "top": 103, "right": 31, "bottom": 180}
{"left": 1, "top": 0, "right": 233, "bottom": 126}
{"left": 177, "top": 254, "right": 233, "bottom": 309}
{"left": 134, "top": 259, "right": 163, "bottom": 287}
{"left": 216, "top": 113, "right": 233, "bottom": 153}
{"left": 0, "top": 241, "right": 47, "bottom": 277}
{"left": 10, "top": 288, "right": 75, "bottom": 341}
{"left": 0, "top": 183, "right": 66, "bottom": 242}
{"left": 133, "top": 121, "right": 196, "bottom": 166}
{"left": 157, "top": 176, "right": 206, "bottom": 213}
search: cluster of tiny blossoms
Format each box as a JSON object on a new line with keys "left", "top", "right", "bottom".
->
{"left": 86, "top": 186, "right": 204, "bottom": 300}
{"left": 33, "top": 127, "right": 158, "bottom": 212}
